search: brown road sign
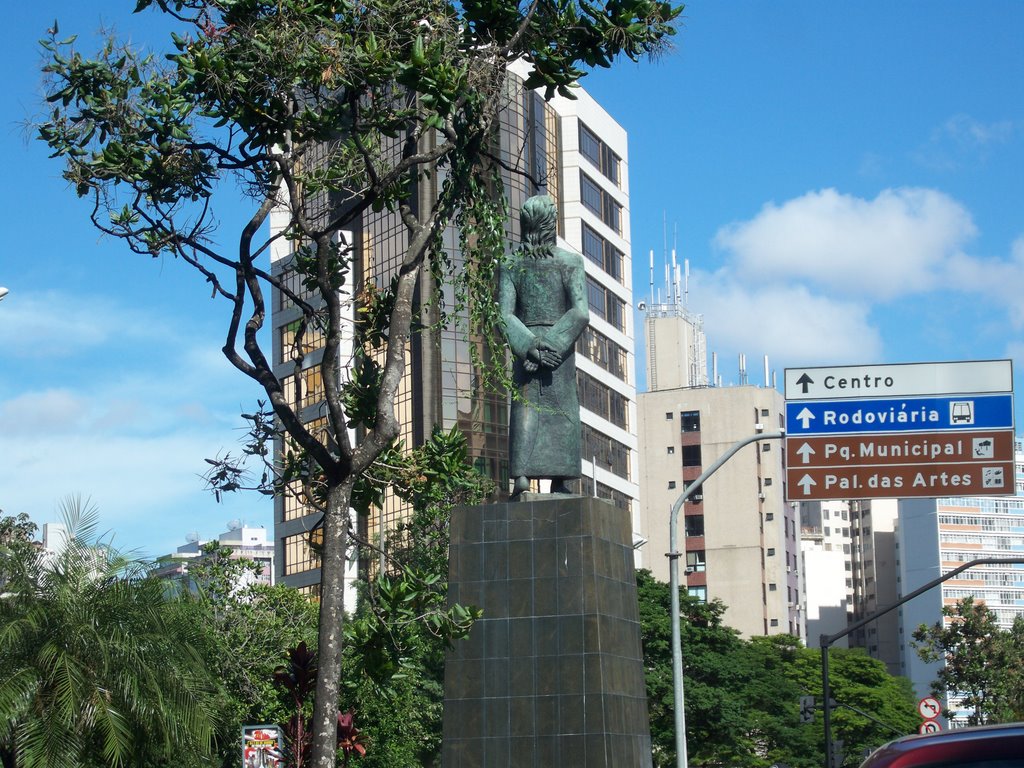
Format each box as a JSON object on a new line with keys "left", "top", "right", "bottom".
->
{"left": 786, "top": 430, "right": 1015, "bottom": 469}
{"left": 786, "top": 461, "right": 1016, "bottom": 501}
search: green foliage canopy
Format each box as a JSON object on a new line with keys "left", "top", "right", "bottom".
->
{"left": 635, "top": 570, "right": 919, "bottom": 768}
{"left": 913, "top": 595, "right": 1024, "bottom": 725}
{"left": 0, "top": 499, "right": 221, "bottom": 768}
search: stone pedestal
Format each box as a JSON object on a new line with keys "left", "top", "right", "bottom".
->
{"left": 442, "top": 496, "right": 652, "bottom": 768}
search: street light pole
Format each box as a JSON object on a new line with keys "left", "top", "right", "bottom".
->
{"left": 668, "top": 428, "right": 786, "bottom": 768}
{"left": 820, "top": 556, "right": 1024, "bottom": 768}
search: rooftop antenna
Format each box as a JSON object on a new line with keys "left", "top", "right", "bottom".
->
{"left": 670, "top": 248, "right": 678, "bottom": 306}
{"left": 684, "top": 259, "right": 690, "bottom": 306}
{"left": 649, "top": 249, "right": 655, "bottom": 307}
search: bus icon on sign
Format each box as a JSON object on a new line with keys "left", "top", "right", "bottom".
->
{"left": 950, "top": 401, "right": 974, "bottom": 425}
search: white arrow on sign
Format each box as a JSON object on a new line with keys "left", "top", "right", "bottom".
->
{"left": 796, "top": 407, "right": 816, "bottom": 430}
{"left": 798, "top": 474, "right": 817, "bottom": 495}
{"left": 796, "top": 443, "right": 815, "bottom": 464}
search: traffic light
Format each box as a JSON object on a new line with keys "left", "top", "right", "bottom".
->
{"left": 800, "top": 695, "right": 815, "bottom": 723}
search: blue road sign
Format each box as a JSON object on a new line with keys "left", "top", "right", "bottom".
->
{"left": 786, "top": 394, "right": 1014, "bottom": 435}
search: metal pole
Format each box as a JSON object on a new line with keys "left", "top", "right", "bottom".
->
{"left": 820, "top": 556, "right": 1024, "bottom": 768}
{"left": 822, "top": 636, "right": 832, "bottom": 768}
{"left": 668, "top": 429, "right": 785, "bottom": 768}
{"left": 668, "top": 505, "right": 687, "bottom": 768}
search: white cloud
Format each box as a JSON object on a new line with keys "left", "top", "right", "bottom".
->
{"left": 0, "top": 290, "right": 174, "bottom": 359}
{"left": 913, "top": 114, "right": 1021, "bottom": 171}
{"left": 690, "top": 272, "right": 883, "bottom": 375}
{"left": 0, "top": 289, "right": 270, "bottom": 554}
{"left": 943, "top": 235, "right": 1024, "bottom": 330}
{"left": 0, "top": 390, "right": 91, "bottom": 434}
{"left": 713, "top": 187, "right": 976, "bottom": 300}
{"left": 0, "top": 428, "right": 271, "bottom": 558}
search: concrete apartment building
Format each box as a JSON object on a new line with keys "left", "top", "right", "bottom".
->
{"left": 800, "top": 498, "right": 901, "bottom": 672}
{"left": 152, "top": 524, "right": 276, "bottom": 588}
{"left": 637, "top": 295, "right": 801, "bottom": 638}
{"left": 847, "top": 499, "right": 901, "bottom": 673}
{"left": 270, "top": 64, "right": 641, "bottom": 592}
{"left": 799, "top": 499, "right": 853, "bottom": 648}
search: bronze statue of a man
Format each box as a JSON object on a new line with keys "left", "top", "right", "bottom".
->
{"left": 499, "top": 195, "right": 589, "bottom": 498}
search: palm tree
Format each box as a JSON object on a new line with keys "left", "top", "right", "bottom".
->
{"left": 0, "top": 497, "right": 221, "bottom": 768}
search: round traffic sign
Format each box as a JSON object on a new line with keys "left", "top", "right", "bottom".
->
{"left": 918, "top": 697, "right": 941, "bottom": 720}
{"left": 919, "top": 721, "right": 941, "bottom": 735}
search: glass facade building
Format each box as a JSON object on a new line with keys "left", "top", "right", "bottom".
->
{"left": 269, "top": 64, "right": 640, "bottom": 591}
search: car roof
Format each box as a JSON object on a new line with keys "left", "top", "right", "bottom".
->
{"left": 860, "top": 723, "right": 1024, "bottom": 768}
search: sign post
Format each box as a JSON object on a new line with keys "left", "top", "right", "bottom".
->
{"left": 784, "top": 360, "right": 1014, "bottom": 502}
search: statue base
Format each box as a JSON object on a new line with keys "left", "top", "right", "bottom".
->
{"left": 441, "top": 496, "right": 652, "bottom": 768}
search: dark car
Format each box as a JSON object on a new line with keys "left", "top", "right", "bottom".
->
{"left": 859, "top": 722, "right": 1024, "bottom": 768}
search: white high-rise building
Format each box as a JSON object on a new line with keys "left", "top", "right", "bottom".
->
{"left": 799, "top": 500, "right": 853, "bottom": 648}
{"left": 896, "top": 437, "right": 1024, "bottom": 722}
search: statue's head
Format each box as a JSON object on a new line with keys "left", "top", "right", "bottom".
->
{"left": 520, "top": 195, "right": 557, "bottom": 257}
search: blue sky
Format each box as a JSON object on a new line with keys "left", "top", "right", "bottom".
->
{"left": 3, "top": 2, "right": 1023, "bottom": 556}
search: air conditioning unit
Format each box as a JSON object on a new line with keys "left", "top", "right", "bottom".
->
{"left": 758, "top": 492, "right": 766, "bottom": 500}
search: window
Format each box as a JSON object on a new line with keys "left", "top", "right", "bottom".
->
{"left": 276, "top": 264, "right": 318, "bottom": 311}
{"left": 297, "top": 584, "right": 321, "bottom": 602}
{"left": 581, "top": 423, "right": 630, "bottom": 480}
{"left": 581, "top": 222, "right": 624, "bottom": 282}
{"left": 687, "top": 585, "right": 707, "bottom": 602}
{"left": 577, "top": 370, "right": 628, "bottom": 428}
{"left": 766, "top": 548, "right": 776, "bottom": 556}
{"left": 283, "top": 532, "right": 321, "bottom": 575}
{"left": 762, "top": 443, "right": 771, "bottom": 451}
{"left": 282, "top": 480, "right": 319, "bottom": 522}
{"left": 586, "top": 277, "right": 626, "bottom": 332}
{"left": 667, "top": 446, "right": 675, "bottom": 454}
{"left": 764, "top": 478, "right": 773, "bottom": 486}
{"left": 579, "top": 122, "right": 620, "bottom": 185}
{"left": 580, "top": 172, "right": 622, "bottom": 233}
{"left": 665, "top": 412, "right": 673, "bottom": 420}
{"left": 278, "top": 318, "right": 326, "bottom": 364}
{"left": 685, "top": 515, "right": 704, "bottom": 537}
{"left": 681, "top": 444, "right": 702, "bottom": 468}
{"left": 769, "top": 582, "right": 777, "bottom": 591}
{"left": 578, "top": 326, "right": 628, "bottom": 382}
{"left": 282, "top": 366, "right": 326, "bottom": 410}
{"left": 668, "top": 480, "right": 676, "bottom": 489}
{"left": 685, "top": 550, "right": 706, "bottom": 572}
{"left": 680, "top": 411, "right": 701, "bottom": 432}
{"left": 765, "top": 512, "right": 774, "bottom": 521}
{"left": 770, "top": 618, "right": 779, "bottom": 627}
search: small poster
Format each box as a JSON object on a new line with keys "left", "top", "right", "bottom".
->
{"left": 242, "top": 725, "right": 283, "bottom": 768}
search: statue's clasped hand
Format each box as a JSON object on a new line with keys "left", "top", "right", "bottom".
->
{"left": 525, "top": 337, "right": 562, "bottom": 372}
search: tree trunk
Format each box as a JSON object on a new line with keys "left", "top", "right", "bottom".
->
{"left": 310, "top": 479, "right": 354, "bottom": 768}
